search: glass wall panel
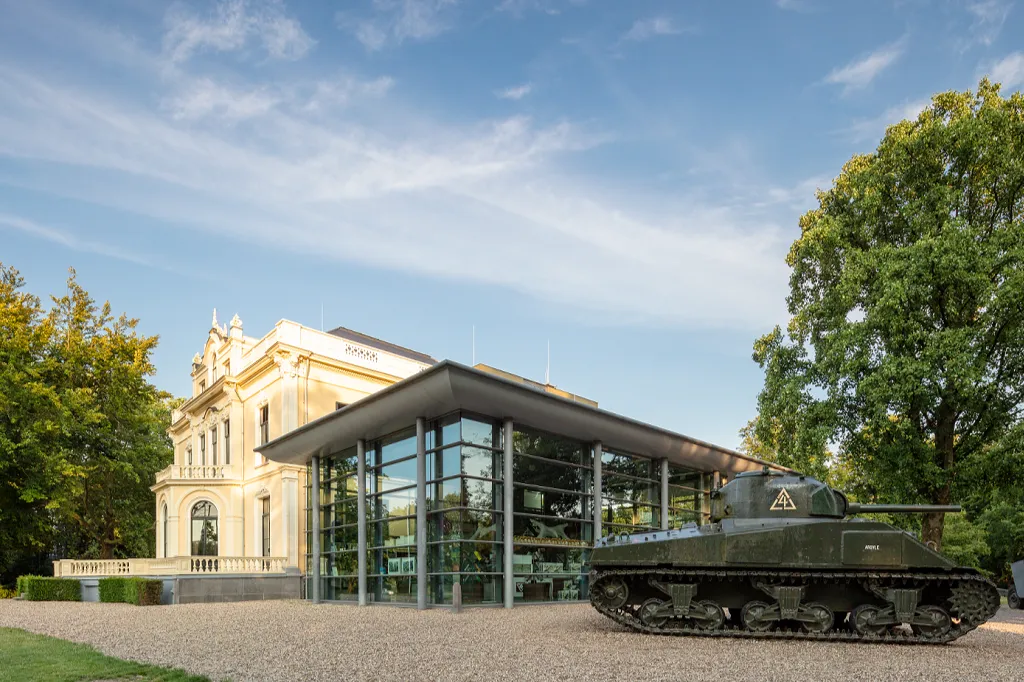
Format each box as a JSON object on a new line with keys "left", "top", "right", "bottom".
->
{"left": 322, "top": 576, "right": 359, "bottom": 602}
{"left": 428, "top": 510, "right": 502, "bottom": 542}
{"left": 510, "top": 426, "right": 591, "bottom": 602}
{"left": 667, "top": 464, "right": 708, "bottom": 527}
{"left": 424, "top": 412, "right": 505, "bottom": 605}
{"left": 429, "top": 575, "right": 503, "bottom": 605}
{"left": 427, "top": 446, "right": 460, "bottom": 482}
{"left": 380, "top": 428, "right": 416, "bottom": 465}
{"left": 371, "top": 486, "right": 417, "bottom": 518}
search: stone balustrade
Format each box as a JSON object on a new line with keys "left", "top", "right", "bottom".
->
{"left": 53, "top": 556, "right": 288, "bottom": 577}
{"left": 154, "top": 464, "right": 238, "bottom": 482}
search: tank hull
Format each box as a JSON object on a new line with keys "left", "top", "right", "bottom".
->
{"left": 589, "top": 520, "right": 1000, "bottom": 643}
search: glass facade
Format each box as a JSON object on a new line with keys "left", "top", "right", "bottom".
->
{"left": 304, "top": 410, "right": 712, "bottom": 606}
{"left": 511, "top": 426, "right": 592, "bottom": 602}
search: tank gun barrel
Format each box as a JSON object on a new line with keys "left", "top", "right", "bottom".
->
{"left": 847, "top": 503, "right": 961, "bottom": 514}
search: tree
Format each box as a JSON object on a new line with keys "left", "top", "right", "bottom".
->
{"left": 0, "top": 263, "right": 66, "bottom": 577}
{"left": 0, "top": 263, "right": 174, "bottom": 582}
{"left": 752, "top": 79, "right": 1024, "bottom": 549}
{"left": 43, "top": 268, "right": 172, "bottom": 560}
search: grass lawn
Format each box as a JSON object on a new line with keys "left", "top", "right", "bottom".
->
{"left": 0, "top": 627, "right": 212, "bottom": 682}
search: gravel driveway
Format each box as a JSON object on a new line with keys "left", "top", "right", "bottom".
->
{"left": 2, "top": 600, "right": 1022, "bottom": 682}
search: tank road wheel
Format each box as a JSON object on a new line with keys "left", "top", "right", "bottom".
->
{"left": 740, "top": 600, "right": 774, "bottom": 632}
{"left": 910, "top": 605, "right": 952, "bottom": 639}
{"left": 594, "top": 577, "right": 629, "bottom": 610}
{"left": 1008, "top": 588, "right": 1021, "bottom": 610}
{"left": 949, "top": 580, "right": 1000, "bottom": 625}
{"left": 638, "top": 598, "right": 669, "bottom": 628}
{"left": 852, "top": 605, "right": 888, "bottom": 636}
{"left": 801, "top": 602, "right": 834, "bottom": 634}
{"left": 692, "top": 600, "right": 726, "bottom": 631}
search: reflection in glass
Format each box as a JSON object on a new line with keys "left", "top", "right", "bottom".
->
{"left": 190, "top": 501, "right": 218, "bottom": 556}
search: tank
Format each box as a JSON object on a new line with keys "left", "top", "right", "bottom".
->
{"left": 589, "top": 466, "right": 1000, "bottom": 643}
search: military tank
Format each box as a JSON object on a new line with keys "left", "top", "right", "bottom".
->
{"left": 589, "top": 467, "right": 1000, "bottom": 643}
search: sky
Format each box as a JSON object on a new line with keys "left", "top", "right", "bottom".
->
{"left": 1, "top": 0, "right": 1022, "bottom": 451}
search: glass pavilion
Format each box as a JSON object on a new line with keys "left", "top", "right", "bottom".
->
{"left": 255, "top": 361, "right": 780, "bottom": 607}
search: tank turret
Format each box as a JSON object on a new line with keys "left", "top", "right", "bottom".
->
{"left": 710, "top": 467, "right": 962, "bottom": 522}
{"left": 588, "top": 466, "right": 999, "bottom": 644}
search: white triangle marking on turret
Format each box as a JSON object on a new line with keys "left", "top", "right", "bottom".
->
{"left": 771, "top": 488, "right": 797, "bottom": 511}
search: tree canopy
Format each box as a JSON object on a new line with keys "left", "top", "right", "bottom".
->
{"left": 0, "top": 263, "right": 174, "bottom": 583}
{"left": 748, "top": 78, "right": 1024, "bottom": 552}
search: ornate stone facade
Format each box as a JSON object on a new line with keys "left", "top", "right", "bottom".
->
{"left": 151, "top": 314, "right": 435, "bottom": 573}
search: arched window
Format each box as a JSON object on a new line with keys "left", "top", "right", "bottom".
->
{"left": 162, "top": 503, "right": 168, "bottom": 557}
{"left": 191, "top": 501, "right": 219, "bottom": 556}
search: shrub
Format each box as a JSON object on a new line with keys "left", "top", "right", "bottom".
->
{"left": 98, "top": 577, "right": 163, "bottom": 606}
{"left": 16, "top": 574, "right": 42, "bottom": 596}
{"left": 0, "top": 586, "right": 17, "bottom": 599}
{"left": 22, "top": 577, "right": 81, "bottom": 601}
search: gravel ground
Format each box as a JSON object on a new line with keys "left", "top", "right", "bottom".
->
{"left": 2, "top": 600, "right": 1022, "bottom": 682}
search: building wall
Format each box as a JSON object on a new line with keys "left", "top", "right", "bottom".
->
{"left": 152, "top": 313, "right": 433, "bottom": 571}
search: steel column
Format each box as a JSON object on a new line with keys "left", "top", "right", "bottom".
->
{"left": 503, "top": 418, "right": 514, "bottom": 609}
{"left": 357, "top": 438, "right": 367, "bottom": 606}
{"left": 416, "top": 417, "right": 427, "bottom": 609}
{"left": 310, "top": 454, "right": 320, "bottom": 604}
{"left": 660, "top": 458, "right": 669, "bottom": 530}
{"left": 593, "top": 441, "right": 602, "bottom": 541}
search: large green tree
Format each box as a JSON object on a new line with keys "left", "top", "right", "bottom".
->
{"left": 751, "top": 79, "right": 1024, "bottom": 549}
{"left": 0, "top": 263, "right": 174, "bottom": 580}
{"left": 0, "top": 264, "right": 65, "bottom": 576}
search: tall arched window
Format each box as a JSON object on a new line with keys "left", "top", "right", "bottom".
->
{"left": 191, "top": 501, "right": 219, "bottom": 556}
{"left": 162, "top": 503, "right": 168, "bottom": 557}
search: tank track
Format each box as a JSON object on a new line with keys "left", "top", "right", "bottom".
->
{"left": 590, "top": 568, "right": 999, "bottom": 644}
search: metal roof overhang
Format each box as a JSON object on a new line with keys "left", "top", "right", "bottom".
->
{"left": 256, "top": 360, "right": 789, "bottom": 476}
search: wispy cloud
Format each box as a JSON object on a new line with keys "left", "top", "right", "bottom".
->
{"left": 496, "top": 83, "right": 532, "bottom": 100}
{"left": 622, "top": 17, "right": 682, "bottom": 42}
{"left": 163, "top": 0, "right": 315, "bottom": 63}
{"left": 985, "top": 51, "right": 1024, "bottom": 89}
{"left": 959, "top": 0, "right": 1013, "bottom": 50}
{"left": 775, "top": 0, "right": 814, "bottom": 11}
{"left": 495, "top": 0, "right": 588, "bottom": 16}
{"left": 339, "top": 0, "right": 458, "bottom": 51}
{"left": 824, "top": 38, "right": 906, "bottom": 94}
{"left": 0, "top": 1, "right": 795, "bottom": 330}
{"left": 844, "top": 98, "right": 931, "bottom": 143}
{"left": 0, "top": 213, "right": 176, "bottom": 272}
{"left": 164, "top": 78, "right": 280, "bottom": 121}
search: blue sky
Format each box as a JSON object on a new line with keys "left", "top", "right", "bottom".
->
{"left": 2, "top": 0, "right": 1022, "bottom": 450}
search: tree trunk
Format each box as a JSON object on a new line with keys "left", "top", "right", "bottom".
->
{"left": 920, "top": 512, "right": 945, "bottom": 551}
{"left": 922, "top": 401, "right": 957, "bottom": 551}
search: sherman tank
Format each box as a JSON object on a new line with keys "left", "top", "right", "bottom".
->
{"left": 589, "top": 467, "right": 1000, "bottom": 643}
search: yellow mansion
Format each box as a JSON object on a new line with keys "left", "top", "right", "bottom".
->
{"left": 152, "top": 311, "right": 435, "bottom": 573}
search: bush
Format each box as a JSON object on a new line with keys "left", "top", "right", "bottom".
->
{"left": 98, "top": 577, "right": 163, "bottom": 606}
{"left": 22, "top": 577, "right": 81, "bottom": 601}
{"left": 0, "top": 586, "right": 17, "bottom": 599}
{"left": 16, "top": 574, "right": 42, "bottom": 596}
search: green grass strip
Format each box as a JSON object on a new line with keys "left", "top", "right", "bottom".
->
{"left": 0, "top": 627, "right": 215, "bottom": 682}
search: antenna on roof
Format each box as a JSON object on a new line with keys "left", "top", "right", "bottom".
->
{"left": 545, "top": 339, "right": 550, "bottom": 385}
{"left": 472, "top": 325, "right": 476, "bottom": 365}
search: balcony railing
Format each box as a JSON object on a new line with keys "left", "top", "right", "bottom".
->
{"left": 155, "top": 464, "right": 237, "bottom": 483}
{"left": 52, "top": 556, "right": 289, "bottom": 578}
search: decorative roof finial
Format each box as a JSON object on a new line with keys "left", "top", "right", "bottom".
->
{"left": 212, "top": 308, "right": 219, "bottom": 328}
{"left": 230, "top": 313, "right": 242, "bottom": 329}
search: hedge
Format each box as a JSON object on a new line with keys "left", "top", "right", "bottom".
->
{"left": 98, "top": 577, "right": 163, "bottom": 606}
{"left": 16, "top": 574, "right": 42, "bottom": 596}
{"left": 22, "top": 577, "right": 81, "bottom": 601}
